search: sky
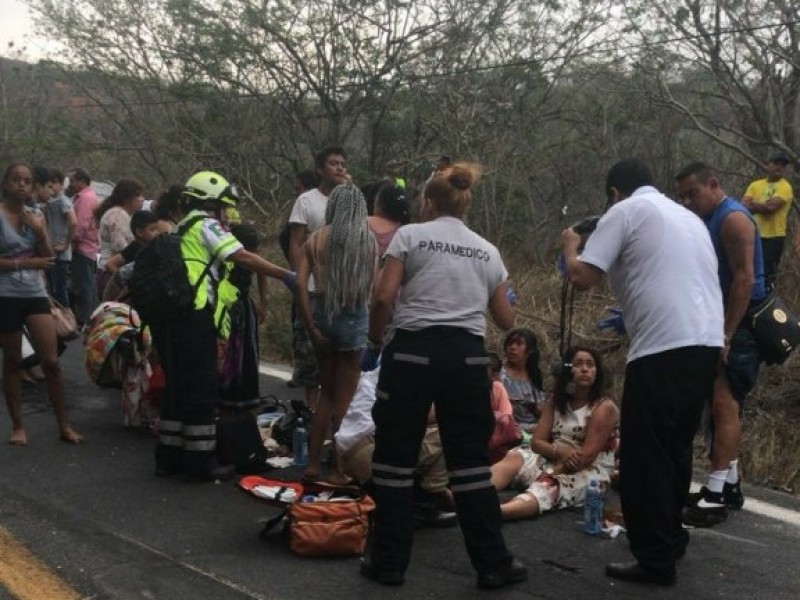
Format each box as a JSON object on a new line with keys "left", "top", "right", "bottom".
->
{"left": 0, "top": 0, "right": 53, "bottom": 61}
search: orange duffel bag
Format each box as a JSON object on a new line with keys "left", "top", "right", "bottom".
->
{"left": 242, "top": 477, "right": 375, "bottom": 557}
{"left": 286, "top": 488, "right": 375, "bottom": 557}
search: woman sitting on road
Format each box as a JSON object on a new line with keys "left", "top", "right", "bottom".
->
{"left": 500, "top": 328, "right": 545, "bottom": 432}
{"left": 491, "top": 346, "right": 617, "bottom": 520}
{"left": 0, "top": 162, "right": 83, "bottom": 445}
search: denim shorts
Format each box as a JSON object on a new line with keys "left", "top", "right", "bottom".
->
{"left": 311, "top": 295, "right": 367, "bottom": 352}
{"left": 724, "top": 327, "right": 761, "bottom": 408}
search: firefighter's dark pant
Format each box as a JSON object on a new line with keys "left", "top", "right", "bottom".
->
{"left": 151, "top": 307, "right": 219, "bottom": 477}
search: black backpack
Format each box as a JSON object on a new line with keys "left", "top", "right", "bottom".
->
{"left": 129, "top": 215, "right": 211, "bottom": 323}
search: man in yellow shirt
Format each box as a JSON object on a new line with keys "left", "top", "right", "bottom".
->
{"left": 742, "top": 152, "right": 794, "bottom": 288}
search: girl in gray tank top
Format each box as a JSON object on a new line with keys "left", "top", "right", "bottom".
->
{"left": 0, "top": 162, "right": 83, "bottom": 446}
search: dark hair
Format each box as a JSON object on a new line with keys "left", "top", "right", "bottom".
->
{"left": 296, "top": 169, "right": 319, "bottom": 191}
{"left": 605, "top": 158, "right": 653, "bottom": 201}
{"left": 360, "top": 180, "right": 385, "bottom": 216}
{"left": 71, "top": 168, "right": 91, "bottom": 185}
{"left": 95, "top": 178, "right": 144, "bottom": 221}
{"left": 230, "top": 223, "right": 261, "bottom": 252}
{"left": 50, "top": 169, "right": 65, "bottom": 185}
{"left": 154, "top": 184, "right": 184, "bottom": 221}
{"left": 552, "top": 346, "right": 609, "bottom": 415}
{"left": 32, "top": 165, "right": 52, "bottom": 186}
{"left": 502, "top": 328, "right": 544, "bottom": 391}
{"left": 674, "top": 161, "right": 714, "bottom": 183}
{"left": 375, "top": 183, "right": 411, "bottom": 224}
{"left": 424, "top": 162, "right": 481, "bottom": 218}
{"left": 487, "top": 351, "right": 502, "bottom": 375}
{"left": 314, "top": 146, "right": 347, "bottom": 170}
{"left": 130, "top": 210, "right": 158, "bottom": 236}
{"left": 1, "top": 162, "right": 33, "bottom": 196}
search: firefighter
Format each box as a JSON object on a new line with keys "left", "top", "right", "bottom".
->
{"left": 151, "top": 171, "right": 294, "bottom": 482}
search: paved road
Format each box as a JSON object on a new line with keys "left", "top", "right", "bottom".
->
{"left": 1, "top": 342, "right": 799, "bottom": 599}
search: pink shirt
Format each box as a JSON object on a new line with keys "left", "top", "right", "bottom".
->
{"left": 72, "top": 187, "right": 99, "bottom": 259}
{"left": 490, "top": 380, "right": 513, "bottom": 416}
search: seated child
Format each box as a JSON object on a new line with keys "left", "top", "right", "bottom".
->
{"left": 500, "top": 328, "right": 546, "bottom": 432}
{"left": 487, "top": 351, "right": 518, "bottom": 463}
{"left": 102, "top": 210, "right": 161, "bottom": 301}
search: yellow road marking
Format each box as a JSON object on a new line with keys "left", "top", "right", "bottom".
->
{"left": 0, "top": 525, "right": 81, "bottom": 600}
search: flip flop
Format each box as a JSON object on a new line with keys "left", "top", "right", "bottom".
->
{"left": 323, "top": 473, "right": 357, "bottom": 487}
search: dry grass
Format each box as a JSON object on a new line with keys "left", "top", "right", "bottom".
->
{"left": 256, "top": 245, "right": 800, "bottom": 496}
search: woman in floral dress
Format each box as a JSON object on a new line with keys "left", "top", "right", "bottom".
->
{"left": 491, "top": 346, "right": 618, "bottom": 519}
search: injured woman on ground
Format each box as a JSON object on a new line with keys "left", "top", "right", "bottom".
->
{"left": 490, "top": 346, "right": 619, "bottom": 520}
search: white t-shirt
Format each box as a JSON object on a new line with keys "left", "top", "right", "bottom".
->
{"left": 288, "top": 188, "right": 328, "bottom": 291}
{"left": 579, "top": 186, "right": 724, "bottom": 362}
{"left": 386, "top": 216, "right": 508, "bottom": 338}
{"left": 335, "top": 368, "right": 379, "bottom": 454}
{"left": 288, "top": 188, "right": 328, "bottom": 234}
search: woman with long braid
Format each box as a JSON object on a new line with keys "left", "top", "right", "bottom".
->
{"left": 295, "top": 183, "right": 377, "bottom": 484}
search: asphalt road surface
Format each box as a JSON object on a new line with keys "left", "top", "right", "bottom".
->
{"left": 1, "top": 342, "right": 799, "bottom": 599}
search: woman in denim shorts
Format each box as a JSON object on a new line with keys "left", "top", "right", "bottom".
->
{"left": 0, "top": 162, "right": 82, "bottom": 446}
{"left": 296, "top": 183, "right": 376, "bottom": 484}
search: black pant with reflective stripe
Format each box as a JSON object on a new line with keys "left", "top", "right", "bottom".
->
{"left": 151, "top": 306, "right": 219, "bottom": 477}
{"left": 370, "top": 327, "right": 512, "bottom": 575}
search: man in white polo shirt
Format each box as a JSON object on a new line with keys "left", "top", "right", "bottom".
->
{"left": 561, "top": 158, "right": 724, "bottom": 587}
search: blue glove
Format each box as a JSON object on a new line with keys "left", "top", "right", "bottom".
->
{"left": 597, "top": 307, "right": 626, "bottom": 335}
{"left": 505, "top": 284, "right": 517, "bottom": 307}
{"left": 282, "top": 271, "right": 297, "bottom": 292}
{"left": 360, "top": 346, "right": 381, "bottom": 372}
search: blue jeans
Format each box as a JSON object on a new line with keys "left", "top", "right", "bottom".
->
{"left": 71, "top": 252, "right": 98, "bottom": 324}
{"left": 47, "top": 260, "right": 71, "bottom": 307}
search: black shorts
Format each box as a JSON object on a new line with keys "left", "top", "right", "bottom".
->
{"left": 0, "top": 296, "right": 51, "bottom": 333}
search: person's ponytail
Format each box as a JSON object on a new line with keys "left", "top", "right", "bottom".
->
{"left": 425, "top": 161, "right": 482, "bottom": 218}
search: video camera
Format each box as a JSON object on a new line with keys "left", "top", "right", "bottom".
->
{"left": 570, "top": 215, "right": 601, "bottom": 235}
{"left": 570, "top": 215, "right": 601, "bottom": 252}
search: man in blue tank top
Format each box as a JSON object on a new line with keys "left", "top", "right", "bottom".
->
{"left": 675, "top": 161, "right": 767, "bottom": 527}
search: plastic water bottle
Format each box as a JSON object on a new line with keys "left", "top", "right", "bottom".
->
{"left": 293, "top": 419, "right": 308, "bottom": 467}
{"left": 584, "top": 479, "right": 604, "bottom": 535}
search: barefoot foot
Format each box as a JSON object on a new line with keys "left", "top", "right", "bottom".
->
{"left": 9, "top": 428, "right": 27, "bottom": 446}
{"left": 59, "top": 427, "right": 84, "bottom": 444}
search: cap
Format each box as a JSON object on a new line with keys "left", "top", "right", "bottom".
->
{"left": 768, "top": 151, "right": 791, "bottom": 165}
